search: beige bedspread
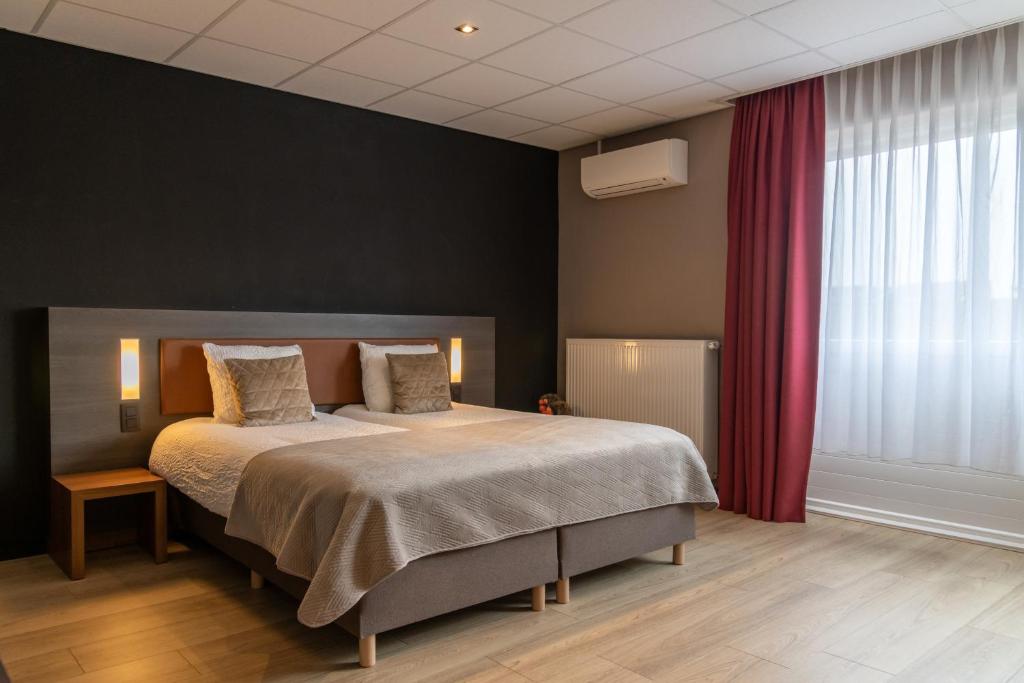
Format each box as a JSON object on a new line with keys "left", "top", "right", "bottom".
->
{"left": 224, "top": 415, "right": 719, "bottom": 627}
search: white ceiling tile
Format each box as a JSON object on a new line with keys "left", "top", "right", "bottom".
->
{"left": 566, "top": 0, "right": 740, "bottom": 52}
{"left": 564, "top": 57, "right": 698, "bottom": 103}
{"left": 448, "top": 109, "right": 546, "bottom": 137}
{"left": 512, "top": 125, "right": 598, "bottom": 150}
{"left": 715, "top": 0, "right": 791, "bottom": 13}
{"left": 649, "top": 20, "right": 803, "bottom": 79}
{"left": 757, "top": 0, "right": 944, "bottom": 48}
{"left": 71, "top": 0, "right": 236, "bottom": 32}
{"left": 208, "top": 0, "right": 367, "bottom": 62}
{"left": 482, "top": 27, "right": 630, "bottom": 83}
{"left": 662, "top": 99, "right": 731, "bottom": 119}
{"left": 323, "top": 34, "right": 467, "bottom": 86}
{"left": 371, "top": 89, "right": 482, "bottom": 123}
{"left": 565, "top": 106, "right": 668, "bottom": 135}
{"left": 496, "top": 0, "right": 612, "bottom": 23}
{"left": 38, "top": 2, "right": 191, "bottom": 62}
{"left": 280, "top": 65, "right": 402, "bottom": 106}
{"left": 171, "top": 37, "right": 307, "bottom": 86}
{"left": 274, "top": 0, "right": 425, "bottom": 29}
{"left": 498, "top": 87, "right": 615, "bottom": 122}
{"left": 716, "top": 50, "right": 837, "bottom": 91}
{"left": 820, "top": 12, "right": 968, "bottom": 64}
{"left": 417, "top": 63, "right": 547, "bottom": 106}
{"left": 633, "top": 81, "right": 734, "bottom": 117}
{"left": 382, "top": 0, "right": 550, "bottom": 59}
{"left": 953, "top": 0, "right": 1024, "bottom": 27}
{"left": 0, "top": 0, "right": 48, "bottom": 33}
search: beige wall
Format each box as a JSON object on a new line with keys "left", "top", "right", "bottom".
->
{"left": 557, "top": 107, "right": 734, "bottom": 393}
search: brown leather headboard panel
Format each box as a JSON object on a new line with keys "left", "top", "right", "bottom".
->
{"left": 160, "top": 338, "right": 439, "bottom": 415}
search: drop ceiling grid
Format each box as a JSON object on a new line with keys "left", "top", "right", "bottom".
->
{"left": 8, "top": 0, "right": 1024, "bottom": 149}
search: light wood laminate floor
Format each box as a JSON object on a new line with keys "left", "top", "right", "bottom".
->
{"left": 2, "top": 508, "right": 1024, "bottom": 682}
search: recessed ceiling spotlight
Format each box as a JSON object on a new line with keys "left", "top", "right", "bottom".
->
{"left": 454, "top": 22, "right": 479, "bottom": 34}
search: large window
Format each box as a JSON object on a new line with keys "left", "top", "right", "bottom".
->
{"left": 814, "top": 24, "right": 1024, "bottom": 476}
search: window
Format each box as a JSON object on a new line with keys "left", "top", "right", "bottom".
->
{"left": 814, "top": 25, "right": 1024, "bottom": 476}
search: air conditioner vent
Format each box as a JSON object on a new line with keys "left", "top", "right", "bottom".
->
{"left": 581, "top": 139, "right": 687, "bottom": 199}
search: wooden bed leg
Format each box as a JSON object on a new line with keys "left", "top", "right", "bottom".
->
{"left": 359, "top": 634, "right": 376, "bottom": 668}
{"left": 672, "top": 543, "right": 685, "bottom": 566}
{"left": 556, "top": 577, "right": 570, "bottom": 604}
{"left": 250, "top": 570, "right": 265, "bottom": 589}
{"left": 531, "top": 585, "right": 546, "bottom": 612}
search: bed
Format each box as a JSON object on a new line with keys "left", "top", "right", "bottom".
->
{"left": 336, "top": 402, "right": 708, "bottom": 604}
{"left": 149, "top": 413, "right": 559, "bottom": 668}
{"left": 144, "top": 335, "right": 717, "bottom": 667}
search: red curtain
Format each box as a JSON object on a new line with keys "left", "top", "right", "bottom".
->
{"left": 718, "top": 78, "right": 826, "bottom": 523}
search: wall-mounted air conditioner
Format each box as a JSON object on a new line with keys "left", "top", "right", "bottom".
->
{"left": 581, "top": 138, "right": 688, "bottom": 199}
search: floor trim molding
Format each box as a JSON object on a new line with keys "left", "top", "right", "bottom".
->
{"left": 806, "top": 497, "right": 1024, "bottom": 551}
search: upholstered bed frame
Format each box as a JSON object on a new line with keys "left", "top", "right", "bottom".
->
{"left": 172, "top": 490, "right": 559, "bottom": 666}
{"left": 47, "top": 307, "right": 696, "bottom": 668}
{"left": 173, "top": 489, "right": 694, "bottom": 666}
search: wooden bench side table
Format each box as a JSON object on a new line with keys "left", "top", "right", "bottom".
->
{"left": 49, "top": 467, "right": 167, "bottom": 580}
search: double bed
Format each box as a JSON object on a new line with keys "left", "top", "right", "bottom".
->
{"left": 51, "top": 320, "right": 718, "bottom": 669}
{"left": 333, "top": 402, "right": 706, "bottom": 601}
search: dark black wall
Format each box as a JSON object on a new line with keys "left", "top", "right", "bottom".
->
{"left": 0, "top": 31, "right": 558, "bottom": 560}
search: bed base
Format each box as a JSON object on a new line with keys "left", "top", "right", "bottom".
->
{"left": 555, "top": 504, "right": 695, "bottom": 604}
{"left": 172, "top": 490, "right": 557, "bottom": 667}
{"left": 173, "top": 492, "right": 694, "bottom": 665}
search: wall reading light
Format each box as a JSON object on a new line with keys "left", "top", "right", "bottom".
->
{"left": 450, "top": 337, "right": 462, "bottom": 403}
{"left": 120, "top": 339, "right": 141, "bottom": 432}
{"left": 120, "top": 338, "right": 140, "bottom": 400}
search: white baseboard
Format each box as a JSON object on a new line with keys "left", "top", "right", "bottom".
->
{"left": 806, "top": 497, "right": 1024, "bottom": 551}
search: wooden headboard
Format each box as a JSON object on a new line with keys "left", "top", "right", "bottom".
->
{"left": 49, "top": 308, "right": 495, "bottom": 474}
{"left": 160, "top": 337, "right": 438, "bottom": 414}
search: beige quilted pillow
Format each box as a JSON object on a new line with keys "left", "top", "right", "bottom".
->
{"left": 223, "top": 355, "right": 315, "bottom": 427}
{"left": 386, "top": 352, "right": 453, "bottom": 414}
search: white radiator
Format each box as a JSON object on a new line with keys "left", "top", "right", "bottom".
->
{"left": 566, "top": 338, "right": 719, "bottom": 476}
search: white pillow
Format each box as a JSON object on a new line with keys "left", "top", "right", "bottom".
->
{"left": 202, "top": 343, "right": 309, "bottom": 424}
{"left": 358, "top": 342, "right": 439, "bottom": 413}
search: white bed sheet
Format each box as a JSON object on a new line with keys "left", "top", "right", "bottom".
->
{"left": 148, "top": 413, "right": 403, "bottom": 517}
{"left": 333, "top": 402, "right": 537, "bottom": 430}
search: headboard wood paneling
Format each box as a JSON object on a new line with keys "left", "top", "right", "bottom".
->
{"left": 160, "top": 338, "right": 438, "bottom": 415}
{"left": 49, "top": 308, "right": 495, "bottom": 474}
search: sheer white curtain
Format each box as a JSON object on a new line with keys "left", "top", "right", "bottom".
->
{"left": 815, "top": 23, "right": 1024, "bottom": 476}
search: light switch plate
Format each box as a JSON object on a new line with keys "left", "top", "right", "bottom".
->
{"left": 120, "top": 403, "right": 140, "bottom": 433}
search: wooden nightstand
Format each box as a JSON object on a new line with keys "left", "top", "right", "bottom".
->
{"left": 49, "top": 467, "right": 167, "bottom": 580}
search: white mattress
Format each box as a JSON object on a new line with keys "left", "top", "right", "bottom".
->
{"left": 333, "top": 402, "right": 537, "bottom": 430}
{"left": 148, "top": 413, "right": 403, "bottom": 517}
